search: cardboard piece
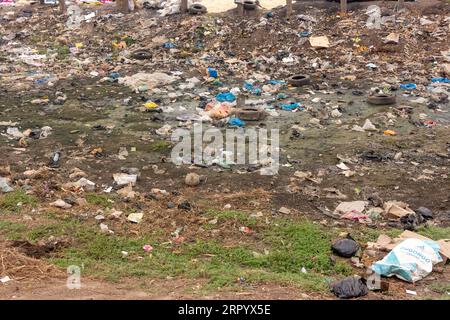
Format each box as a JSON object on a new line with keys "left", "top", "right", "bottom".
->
{"left": 309, "top": 36, "right": 330, "bottom": 49}
{"left": 399, "top": 230, "right": 450, "bottom": 260}
{"left": 384, "top": 33, "right": 399, "bottom": 44}
{"left": 368, "top": 231, "right": 450, "bottom": 261}
{"left": 383, "top": 201, "right": 415, "bottom": 218}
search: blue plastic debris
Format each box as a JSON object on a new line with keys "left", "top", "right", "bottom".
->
{"left": 280, "top": 102, "right": 302, "bottom": 111}
{"left": 107, "top": 72, "right": 120, "bottom": 82}
{"left": 268, "top": 80, "right": 286, "bottom": 85}
{"left": 276, "top": 93, "right": 287, "bottom": 100}
{"left": 228, "top": 117, "right": 245, "bottom": 127}
{"left": 243, "top": 82, "right": 262, "bottom": 95}
{"left": 299, "top": 31, "right": 311, "bottom": 37}
{"left": 400, "top": 83, "right": 417, "bottom": 90}
{"left": 266, "top": 12, "right": 274, "bottom": 18}
{"left": 163, "top": 42, "right": 176, "bottom": 49}
{"left": 431, "top": 77, "right": 450, "bottom": 84}
{"left": 208, "top": 67, "right": 218, "bottom": 78}
{"left": 35, "top": 77, "right": 50, "bottom": 85}
{"left": 216, "top": 92, "right": 236, "bottom": 102}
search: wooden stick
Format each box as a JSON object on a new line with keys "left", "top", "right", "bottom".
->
{"left": 59, "top": 0, "right": 67, "bottom": 14}
{"left": 181, "top": 0, "right": 188, "bottom": 13}
{"left": 237, "top": 2, "right": 244, "bottom": 16}
{"left": 286, "top": 0, "right": 293, "bottom": 18}
{"left": 340, "top": 0, "right": 347, "bottom": 14}
{"left": 116, "top": 0, "right": 130, "bottom": 14}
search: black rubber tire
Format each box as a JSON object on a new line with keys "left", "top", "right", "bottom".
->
{"left": 287, "top": 74, "right": 311, "bottom": 87}
{"left": 234, "top": 108, "right": 266, "bottom": 121}
{"left": 189, "top": 4, "right": 207, "bottom": 14}
{"left": 367, "top": 94, "right": 396, "bottom": 105}
{"left": 131, "top": 49, "right": 152, "bottom": 60}
{"left": 243, "top": 1, "right": 257, "bottom": 10}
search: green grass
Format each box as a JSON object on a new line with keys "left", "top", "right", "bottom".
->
{"left": 415, "top": 226, "right": 450, "bottom": 240}
{"left": 55, "top": 45, "right": 70, "bottom": 60}
{"left": 261, "top": 220, "right": 352, "bottom": 275}
{"left": 429, "top": 282, "right": 450, "bottom": 295}
{"left": 0, "top": 189, "right": 37, "bottom": 212}
{"left": 85, "top": 193, "right": 113, "bottom": 208}
{"left": 150, "top": 140, "right": 171, "bottom": 152}
{"left": 44, "top": 217, "right": 349, "bottom": 291}
{"left": 205, "top": 210, "right": 258, "bottom": 227}
{"left": 0, "top": 220, "right": 27, "bottom": 239}
{"left": 5, "top": 208, "right": 448, "bottom": 294}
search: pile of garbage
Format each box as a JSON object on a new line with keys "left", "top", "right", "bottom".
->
{"left": 330, "top": 231, "right": 450, "bottom": 299}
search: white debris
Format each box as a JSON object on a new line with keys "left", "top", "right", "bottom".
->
{"left": 50, "top": 199, "right": 72, "bottom": 209}
{"left": 127, "top": 212, "right": 144, "bottom": 224}
{"left": 113, "top": 173, "right": 137, "bottom": 186}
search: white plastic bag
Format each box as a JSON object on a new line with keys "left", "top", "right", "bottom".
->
{"left": 372, "top": 238, "right": 442, "bottom": 282}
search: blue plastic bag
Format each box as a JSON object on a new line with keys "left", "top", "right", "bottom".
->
{"left": 431, "top": 77, "right": 450, "bottom": 84}
{"left": 216, "top": 92, "right": 236, "bottom": 102}
{"left": 400, "top": 83, "right": 417, "bottom": 90}
{"left": 208, "top": 67, "right": 218, "bottom": 79}
{"left": 228, "top": 117, "right": 245, "bottom": 127}
{"left": 268, "top": 80, "right": 286, "bottom": 85}
{"left": 163, "top": 42, "right": 176, "bottom": 49}
{"left": 280, "top": 102, "right": 302, "bottom": 111}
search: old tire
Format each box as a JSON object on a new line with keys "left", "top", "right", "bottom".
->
{"left": 243, "top": 0, "right": 257, "bottom": 10}
{"left": 131, "top": 49, "right": 151, "bottom": 60}
{"left": 287, "top": 74, "right": 311, "bottom": 87}
{"left": 367, "top": 94, "right": 396, "bottom": 105}
{"left": 234, "top": 108, "right": 266, "bottom": 121}
{"left": 189, "top": 4, "right": 207, "bottom": 14}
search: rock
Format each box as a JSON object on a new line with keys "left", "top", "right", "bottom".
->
{"left": 75, "top": 198, "right": 88, "bottom": 207}
{"left": 178, "top": 200, "right": 192, "bottom": 211}
{"left": 69, "top": 168, "right": 87, "bottom": 179}
{"left": 384, "top": 32, "right": 399, "bottom": 44}
{"left": 362, "top": 119, "right": 377, "bottom": 131}
{"left": 127, "top": 212, "right": 143, "bottom": 224}
{"left": 416, "top": 207, "right": 433, "bottom": 220}
{"left": 100, "top": 223, "right": 113, "bottom": 234}
{"left": 109, "top": 210, "right": 123, "bottom": 219}
{"left": 185, "top": 172, "right": 200, "bottom": 186}
{"left": 278, "top": 207, "right": 291, "bottom": 214}
{"left": 331, "top": 109, "right": 342, "bottom": 118}
{"left": 75, "top": 178, "right": 96, "bottom": 192}
{"left": 117, "top": 184, "right": 136, "bottom": 199}
{"left": 0, "top": 177, "right": 14, "bottom": 193}
{"left": 442, "top": 63, "right": 450, "bottom": 77}
{"left": 50, "top": 199, "right": 72, "bottom": 209}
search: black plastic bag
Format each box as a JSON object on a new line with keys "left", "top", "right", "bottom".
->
{"left": 331, "top": 276, "right": 368, "bottom": 299}
{"left": 331, "top": 237, "right": 360, "bottom": 258}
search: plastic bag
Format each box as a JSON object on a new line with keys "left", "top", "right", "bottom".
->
{"left": 332, "top": 238, "right": 360, "bottom": 258}
{"left": 371, "top": 238, "right": 442, "bottom": 282}
{"left": 331, "top": 276, "right": 368, "bottom": 299}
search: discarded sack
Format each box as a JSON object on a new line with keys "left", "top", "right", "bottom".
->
{"left": 371, "top": 238, "right": 442, "bottom": 282}
{"left": 331, "top": 276, "right": 368, "bottom": 299}
{"left": 332, "top": 238, "right": 360, "bottom": 258}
